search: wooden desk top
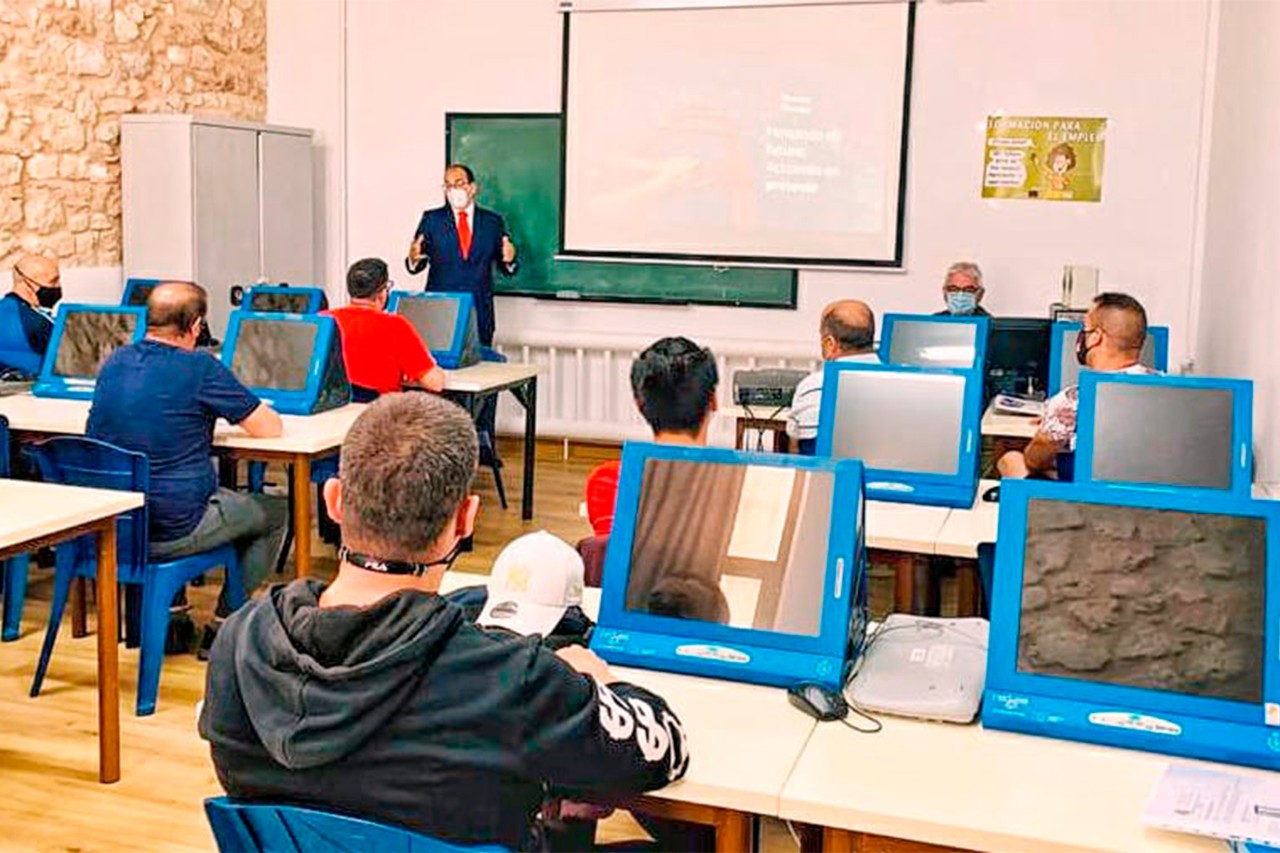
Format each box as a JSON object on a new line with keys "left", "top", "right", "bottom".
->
{"left": 865, "top": 499, "right": 953, "bottom": 555}
{"left": 780, "top": 712, "right": 1232, "bottom": 853}
{"left": 0, "top": 393, "right": 366, "bottom": 456}
{"left": 981, "top": 404, "right": 1039, "bottom": 440}
{"left": 442, "top": 362, "right": 540, "bottom": 393}
{"left": 438, "top": 572, "right": 812, "bottom": 816}
{"left": 0, "top": 478, "right": 143, "bottom": 552}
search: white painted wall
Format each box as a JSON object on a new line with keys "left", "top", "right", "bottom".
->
{"left": 271, "top": 0, "right": 1215, "bottom": 366}
{"left": 1195, "top": 0, "right": 1280, "bottom": 479}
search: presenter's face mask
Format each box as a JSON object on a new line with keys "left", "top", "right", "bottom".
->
{"left": 944, "top": 290, "right": 978, "bottom": 315}
{"left": 446, "top": 187, "right": 471, "bottom": 210}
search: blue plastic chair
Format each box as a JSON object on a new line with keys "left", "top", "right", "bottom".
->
{"left": 204, "top": 798, "right": 508, "bottom": 853}
{"left": 0, "top": 414, "right": 31, "bottom": 641}
{"left": 25, "top": 437, "right": 246, "bottom": 716}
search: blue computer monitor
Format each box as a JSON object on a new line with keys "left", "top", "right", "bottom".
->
{"left": 32, "top": 305, "right": 146, "bottom": 400}
{"left": 591, "top": 443, "right": 868, "bottom": 689}
{"left": 879, "top": 313, "right": 990, "bottom": 371}
{"left": 1047, "top": 321, "right": 1169, "bottom": 395}
{"left": 1075, "top": 372, "right": 1253, "bottom": 496}
{"left": 243, "top": 285, "right": 327, "bottom": 315}
{"left": 387, "top": 291, "right": 480, "bottom": 369}
{"left": 984, "top": 478, "right": 1280, "bottom": 770}
{"left": 221, "top": 312, "right": 350, "bottom": 415}
{"left": 121, "top": 277, "right": 164, "bottom": 307}
{"left": 815, "top": 362, "right": 981, "bottom": 507}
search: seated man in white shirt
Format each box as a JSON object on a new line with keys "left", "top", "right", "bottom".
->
{"left": 787, "top": 299, "right": 879, "bottom": 454}
{"left": 998, "top": 292, "right": 1157, "bottom": 479}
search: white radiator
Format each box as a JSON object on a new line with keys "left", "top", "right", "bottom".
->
{"left": 491, "top": 330, "right": 820, "bottom": 447}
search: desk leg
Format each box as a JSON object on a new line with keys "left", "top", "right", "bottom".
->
{"left": 714, "top": 810, "right": 751, "bottom": 853}
{"left": 95, "top": 520, "right": 120, "bottom": 784}
{"left": 890, "top": 553, "right": 940, "bottom": 615}
{"left": 735, "top": 419, "right": 747, "bottom": 450}
{"left": 292, "top": 455, "right": 312, "bottom": 578}
{"left": 71, "top": 577, "right": 87, "bottom": 638}
{"left": 521, "top": 379, "right": 537, "bottom": 521}
{"left": 956, "top": 558, "right": 978, "bottom": 617}
{"left": 824, "top": 829, "right": 972, "bottom": 852}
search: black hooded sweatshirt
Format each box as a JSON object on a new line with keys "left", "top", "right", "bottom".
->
{"left": 198, "top": 580, "right": 689, "bottom": 851}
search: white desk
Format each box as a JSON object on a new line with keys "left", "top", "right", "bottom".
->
{"left": 934, "top": 479, "right": 1001, "bottom": 560}
{"left": 438, "top": 572, "right": 813, "bottom": 851}
{"left": 442, "top": 362, "right": 541, "bottom": 520}
{"left": 781, "top": 713, "right": 1232, "bottom": 853}
{"left": 865, "top": 500, "right": 952, "bottom": 555}
{"left": 981, "top": 403, "right": 1039, "bottom": 440}
{"left": 0, "top": 478, "right": 144, "bottom": 784}
{"left": 0, "top": 393, "right": 365, "bottom": 577}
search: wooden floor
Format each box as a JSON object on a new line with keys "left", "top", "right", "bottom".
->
{"left": 0, "top": 437, "right": 930, "bottom": 852}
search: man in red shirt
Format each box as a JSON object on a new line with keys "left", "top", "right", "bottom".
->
{"left": 325, "top": 258, "right": 445, "bottom": 399}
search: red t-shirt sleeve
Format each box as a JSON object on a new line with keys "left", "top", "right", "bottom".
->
{"left": 394, "top": 315, "right": 437, "bottom": 383}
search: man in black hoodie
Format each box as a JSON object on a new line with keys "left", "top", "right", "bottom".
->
{"left": 199, "top": 393, "right": 689, "bottom": 851}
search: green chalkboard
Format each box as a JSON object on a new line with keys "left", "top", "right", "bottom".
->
{"left": 446, "top": 114, "right": 796, "bottom": 308}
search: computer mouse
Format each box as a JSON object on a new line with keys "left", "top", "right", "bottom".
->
{"left": 787, "top": 681, "right": 849, "bottom": 722}
{"left": 982, "top": 485, "right": 1001, "bottom": 503}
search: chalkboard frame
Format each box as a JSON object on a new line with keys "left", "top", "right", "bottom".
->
{"left": 445, "top": 111, "right": 799, "bottom": 309}
{"left": 556, "top": 3, "right": 917, "bottom": 269}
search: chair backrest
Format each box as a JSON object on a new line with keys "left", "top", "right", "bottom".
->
{"left": 575, "top": 534, "right": 609, "bottom": 589}
{"left": 584, "top": 460, "right": 621, "bottom": 537}
{"left": 25, "top": 436, "right": 149, "bottom": 579}
{"left": 204, "top": 798, "right": 507, "bottom": 853}
{"left": 0, "top": 415, "right": 9, "bottom": 478}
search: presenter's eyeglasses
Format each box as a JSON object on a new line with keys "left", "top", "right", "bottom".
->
{"left": 443, "top": 178, "right": 473, "bottom": 190}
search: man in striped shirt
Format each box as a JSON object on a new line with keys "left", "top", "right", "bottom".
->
{"left": 787, "top": 299, "right": 880, "bottom": 454}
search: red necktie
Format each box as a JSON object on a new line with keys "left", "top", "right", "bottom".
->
{"left": 457, "top": 210, "right": 472, "bottom": 260}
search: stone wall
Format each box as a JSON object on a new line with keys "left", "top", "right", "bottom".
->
{"left": 1017, "top": 499, "right": 1266, "bottom": 704}
{"left": 0, "top": 0, "right": 266, "bottom": 270}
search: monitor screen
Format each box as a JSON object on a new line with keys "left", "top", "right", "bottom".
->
{"left": 52, "top": 311, "right": 139, "bottom": 378}
{"left": 230, "top": 318, "right": 317, "bottom": 391}
{"left": 249, "top": 291, "right": 315, "bottom": 314}
{"left": 124, "top": 281, "right": 156, "bottom": 307}
{"left": 887, "top": 320, "right": 977, "bottom": 368}
{"left": 828, "top": 369, "right": 964, "bottom": 475}
{"left": 623, "top": 458, "right": 834, "bottom": 636}
{"left": 986, "top": 318, "right": 1051, "bottom": 399}
{"left": 1089, "top": 383, "right": 1236, "bottom": 490}
{"left": 1016, "top": 498, "right": 1265, "bottom": 704}
{"left": 1056, "top": 328, "right": 1162, "bottom": 391}
{"left": 394, "top": 297, "right": 460, "bottom": 350}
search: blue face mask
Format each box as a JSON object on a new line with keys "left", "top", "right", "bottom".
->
{"left": 945, "top": 290, "right": 978, "bottom": 315}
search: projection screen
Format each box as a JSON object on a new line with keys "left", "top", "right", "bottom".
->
{"left": 561, "top": 1, "right": 915, "bottom": 267}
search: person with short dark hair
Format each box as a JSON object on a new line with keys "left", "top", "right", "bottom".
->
{"left": 88, "top": 282, "right": 288, "bottom": 640}
{"left": 405, "top": 163, "right": 518, "bottom": 348}
{"left": 324, "top": 257, "right": 445, "bottom": 399}
{"left": 0, "top": 253, "right": 61, "bottom": 377}
{"left": 999, "top": 291, "right": 1157, "bottom": 479}
{"left": 629, "top": 336, "right": 719, "bottom": 443}
{"left": 200, "top": 393, "right": 688, "bottom": 851}
{"left": 584, "top": 337, "right": 720, "bottom": 537}
{"left": 788, "top": 299, "right": 879, "bottom": 451}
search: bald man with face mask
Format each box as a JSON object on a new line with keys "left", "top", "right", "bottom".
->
{"left": 0, "top": 253, "right": 62, "bottom": 377}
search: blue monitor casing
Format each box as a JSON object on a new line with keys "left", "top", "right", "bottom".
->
{"left": 1075, "top": 372, "right": 1253, "bottom": 497}
{"left": 387, "top": 291, "right": 481, "bottom": 369}
{"left": 221, "top": 311, "right": 350, "bottom": 415}
{"left": 32, "top": 305, "right": 146, "bottom": 400}
{"left": 879, "top": 313, "right": 991, "bottom": 371}
{"left": 815, "top": 361, "right": 981, "bottom": 508}
{"left": 1047, "top": 321, "right": 1170, "bottom": 396}
{"left": 591, "top": 443, "right": 868, "bottom": 689}
{"left": 122, "top": 277, "right": 164, "bottom": 307}
{"left": 983, "top": 478, "right": 1280, "bottom": 771}
{"left": 244, "top": 285, "right": 328, "bottom": 315}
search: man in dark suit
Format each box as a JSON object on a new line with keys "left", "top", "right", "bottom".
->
{"left": 405, "top": 163, "right": 518, "bottom": 347}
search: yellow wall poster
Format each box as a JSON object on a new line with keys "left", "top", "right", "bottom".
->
{"left": 982, "top": 116, "right": 1107, "bottom": 202}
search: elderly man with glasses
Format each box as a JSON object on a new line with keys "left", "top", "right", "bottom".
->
{"left": 0, "top": 253, "right": 62, "bottom": 377}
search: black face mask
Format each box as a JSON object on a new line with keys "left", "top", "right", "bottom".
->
{"left": 1075, "top": 328, "right": 1097, "bottom": 367}
{"left": 36, "top": 286, "right": 62, "bottom": 310}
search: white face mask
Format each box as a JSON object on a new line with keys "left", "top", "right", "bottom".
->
{"left": 446, "top": 187, "right": 471, "bottom": 210}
